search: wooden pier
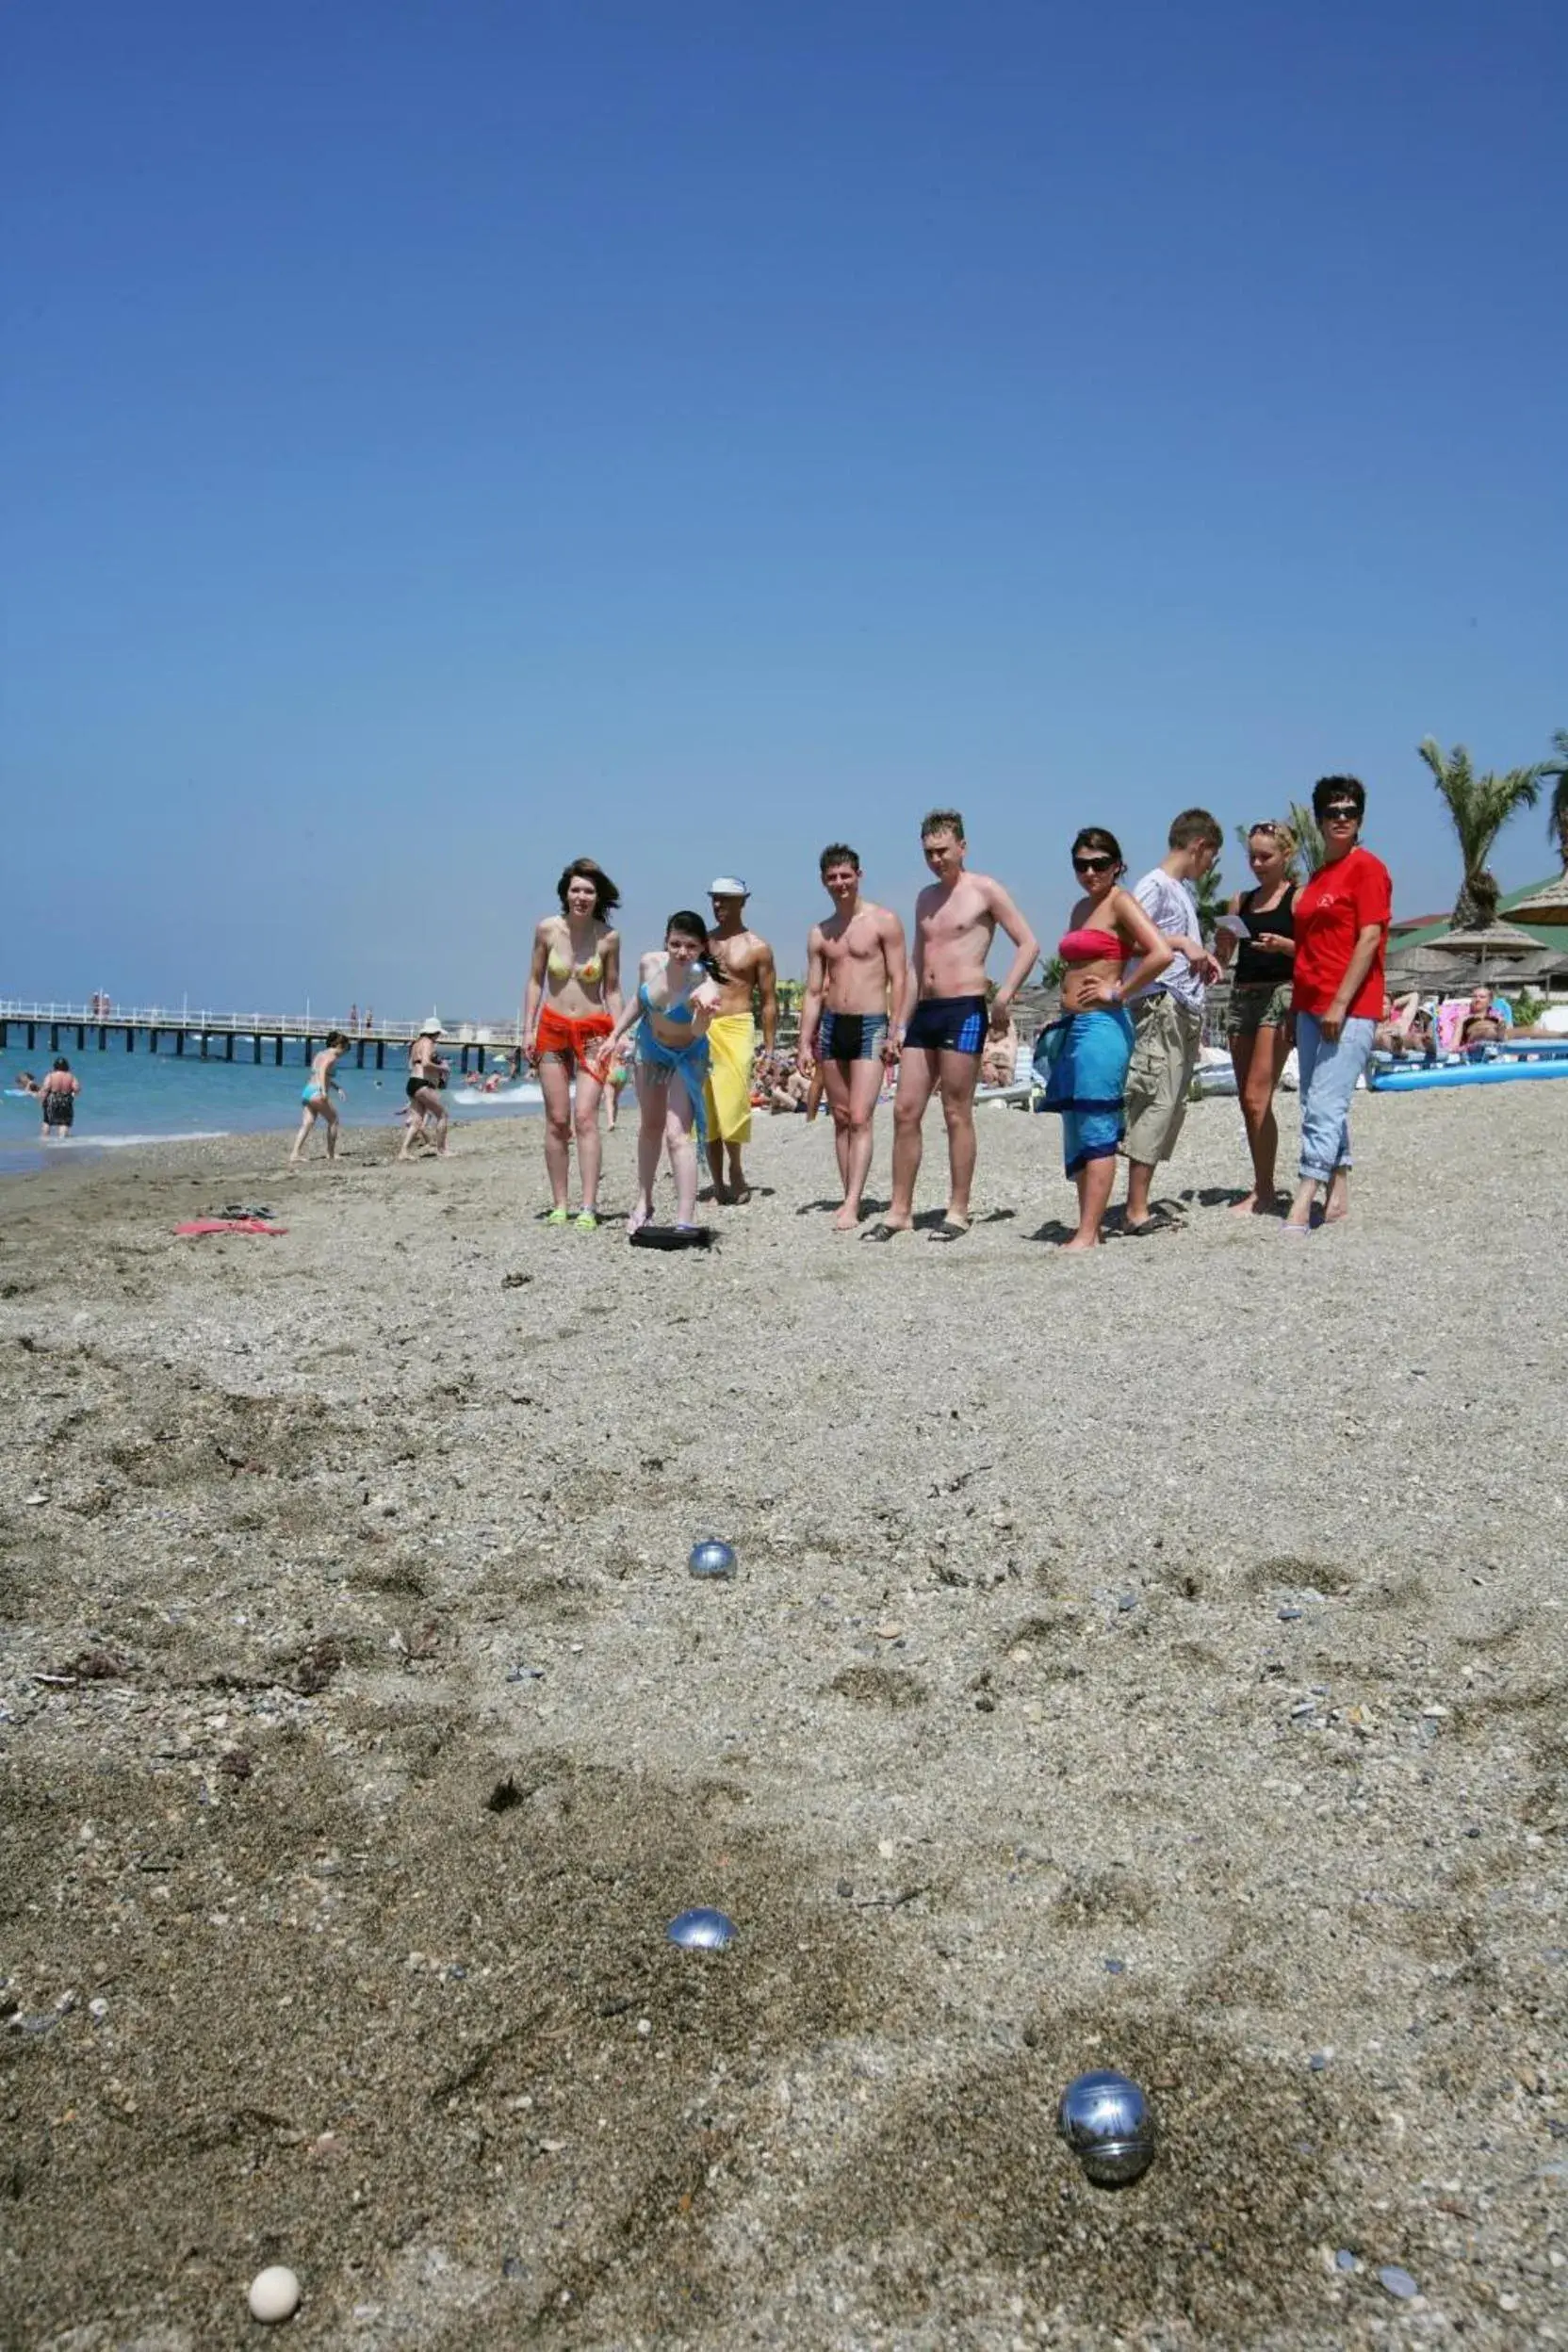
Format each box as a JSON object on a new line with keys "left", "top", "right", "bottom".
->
{"left": 0, "top": 1003, "right": 524, "bottom": 1077}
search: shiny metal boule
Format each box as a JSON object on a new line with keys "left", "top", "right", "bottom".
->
{"left": 1057, "top": 2068, "right": 1156, "bottom": 2186}
{"left": 688, "top": 1539, "right": 738, "bottom": 1580}
{"left": 666, "top": 1907, "right": 737, "bottom": 1951}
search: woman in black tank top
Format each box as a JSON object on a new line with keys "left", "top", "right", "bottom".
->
{"left": 1215, "top": 821, "right": 1299, "bottom": 1213}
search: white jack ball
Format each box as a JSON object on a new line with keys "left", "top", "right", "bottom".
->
{"left": 248, "top": 2265, "right": 301, "bottom": 2323}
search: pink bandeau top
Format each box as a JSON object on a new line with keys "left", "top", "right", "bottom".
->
{"left": 1058, "top": 927, "right": 1122, "bottom": 964}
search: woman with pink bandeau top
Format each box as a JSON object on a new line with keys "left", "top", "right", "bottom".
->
{"left": 1034, "top": 826, "right": 1173, "bottom": 1250}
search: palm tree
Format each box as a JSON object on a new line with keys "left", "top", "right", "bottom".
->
{"left": 1417, "top": 737, "right": 1543, "bottom": 928}
{"left": 1544, "top": 728, "right": 1568, "bottom": 870}
{"left": 1286, "top": 801, "right": 1324, "bottom": 876}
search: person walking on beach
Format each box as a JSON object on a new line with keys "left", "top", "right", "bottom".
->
{"left": 289, "top": 1033, "right": 351, "bottom": 1165}
{"left": 703, "top": 880, "right": 777, "bottom": 1204}
{"left": 1035, "top": 828, "right": 1173, "bottom": 1249}
{"left": 522, "top": 857, "right": 624, "bottom": 1230}
{"left": 1215, "top": 820, "right": 1298, "bottom": 1214}
{"left": 397, "top": 1019, "right": 450, "bottom": 1160}
{"left": 870, "top": 808, "right": 1038, "bottom": 1242}
{"left": 1284, "top": 776, "right": 1391, "bottom": 1233}
{"left": 798, "top": 844, "right": 908, "bottom": 1231}
{"left": 1118, "top": 809, "right": 1224, "bottom": 1234}
{"left": 593, "top": 911, "right": 723, "bottom": 1236}
{"left": 39, "top": 1058, "right": 80, "bottom": 1140}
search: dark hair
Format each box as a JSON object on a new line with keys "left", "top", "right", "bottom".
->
{"left": 52, "top": 1056, "right": 70, "bottom": 1071}
{"left": 921, "top": 808, "right": 966, "bottom": 842}
{"left": 820, "top": 841, "right": 860, "bottom": 875}
{"left": 1168, "top": 808, "right": 1223, "bottom": 852}
{"left": 666, "top": 908, "right": 723, "bottom": 983}
{"left": 557, "top": 857, "right": 621, "bottom": 918}
{"left": 1070, "top": 826, "right": 1125, "bottom": 877}
{"left": 325, "top": 1030, "right": 349, "bottom": 1049}
{"left": 1312, "top": 774, "right": 1366, "bottom": 823}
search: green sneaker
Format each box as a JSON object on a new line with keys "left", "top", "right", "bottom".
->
{"left": 575, "top": 1209, "right": 599, "bottom": 1232}
{"left": 546, "top": 1206, "right": 569, "bottom": 1226}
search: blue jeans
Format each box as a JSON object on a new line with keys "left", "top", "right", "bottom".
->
{"left": 1296, "top": 1011, "right": 1376, "bottom": 1184}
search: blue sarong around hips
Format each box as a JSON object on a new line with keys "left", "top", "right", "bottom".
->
{"left": 1034, "top": 1006, "right": 1135, "bottom": 1177}
{"left": 635, "top": 1020, "right": 711, "bottom": 1148}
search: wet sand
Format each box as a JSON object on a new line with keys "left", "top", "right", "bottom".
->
{"left": 2, "top": 1087, "right": 1564, "bottom": 2347}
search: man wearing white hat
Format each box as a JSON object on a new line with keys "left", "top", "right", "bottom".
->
{"left": 704, "top": 877, "right": 777, "bottom": 1202}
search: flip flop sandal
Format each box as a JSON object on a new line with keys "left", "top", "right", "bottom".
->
{"left": 863, "top": 1222, "right": 912, "bottom": 1242}
{"left": 930, "top": 1219, "right": 972, "bottom": 1241}
{"left": 574, "top": 1210, "right": 599, "bottom": 1232}
{"left": 545, "top": 1206, "right": 570, "bottom": 1226}
{"left": 1119, "top": 1217, "right": 1181, "bottom": 1239}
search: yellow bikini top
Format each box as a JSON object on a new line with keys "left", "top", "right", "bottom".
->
{"left": 547, "top": 932, "right": 604, "bottom": 985}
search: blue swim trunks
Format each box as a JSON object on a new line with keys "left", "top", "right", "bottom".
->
{"left": 818, "top": 1009, "right": 889, "bottom": 1063}
{"left": 904, "top": 994, "right": 988, "bottom": 1056}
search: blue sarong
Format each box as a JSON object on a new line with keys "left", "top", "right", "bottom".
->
{"left": 1034, "top": 1007, "right": 1135, "bottom": 1177}
{"left": 636, "top": 1020, "right": 711, "bottom": 1148}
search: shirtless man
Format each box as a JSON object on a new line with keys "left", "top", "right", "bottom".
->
{"left": 704, "top": 877, "right": 778, "bottom": 1203}
{"left": 869, "top": 808, "right": 1038, "bottom": 1241}
{"left": 798, "top": 843, "right": 908, "bottom": 1230}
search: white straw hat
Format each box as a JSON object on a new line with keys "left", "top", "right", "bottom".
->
{"left": 708, "top": 875, "right": 748, "bottom": 898}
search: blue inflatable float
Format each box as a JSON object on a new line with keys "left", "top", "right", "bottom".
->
{"left": 1370, "top": 1056, "right": 1568, "bottom": 1093}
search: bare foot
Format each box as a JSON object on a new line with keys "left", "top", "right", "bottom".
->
{"left": 1322, "top": 1175, "right": 1350, "bottom": 1224}
{"left": 626, "top": 1202, "right": 651, "bottom": 1238}
{"left": 1059, "top": 1233, "right": 1101, "bottom": 1251}
{"left": 832, "top": 1204, "right": 860, "bottom": 1232}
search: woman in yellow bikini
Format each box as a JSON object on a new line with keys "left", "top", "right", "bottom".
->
{"left": 522, "top": 858, "right": 624, "bottom": 1229}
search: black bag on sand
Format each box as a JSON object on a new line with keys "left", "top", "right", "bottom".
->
{"left": 629, "top": 1226, "right": 714, "bottom": 1250}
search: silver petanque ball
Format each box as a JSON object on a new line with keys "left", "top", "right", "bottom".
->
{"left": 1057, "top": 2069, "right": 1157, "bottom": 2187}
{"left": 688, "top": 1539, "right": 738, "bottom": 1580}
{"left": 666, "top": 1907, "right": 737, "bottom": 1952}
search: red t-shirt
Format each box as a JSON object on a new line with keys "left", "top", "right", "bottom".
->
{"left": 1292, "top": 845, "right": 1392, "bottom": 1021}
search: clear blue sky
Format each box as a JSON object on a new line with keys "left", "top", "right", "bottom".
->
{"left": 4, "top": 0, "right": 1563, "bottom": 1017}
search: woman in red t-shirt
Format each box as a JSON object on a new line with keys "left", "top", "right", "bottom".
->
{"left": 1284, "top": 776, "right": 1392, "bottom": 1233}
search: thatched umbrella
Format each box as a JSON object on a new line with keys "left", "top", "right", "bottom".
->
{"left": 1396, "top": 919, "right": 1548, "bottom": 993}
{"left": 1504, "top": 874, "right": 1568, "bottom": 930}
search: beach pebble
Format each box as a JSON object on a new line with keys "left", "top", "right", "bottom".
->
{"left": 248, "top": 2264, "right": 301, "bottom": 2322}
{"left": 1377, "top": 2264, "right": 1418, "bottom": 2301}
{"left": 89, "top": 1997, "right": 109, "bottom": 2020}
{"left": 1278, "top": 1606, "right": 1303, "bottom": 1622}
{"left": 1335, "top": 2248, "right": 1357, "bottom": 2272}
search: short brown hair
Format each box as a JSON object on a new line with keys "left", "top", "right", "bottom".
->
{"left": 819, "top": 841, "right": 860, "bottom": 874}
{"left": 1168, "top": 808, "right": 1223, "bottom": 852}
{"left": 921, "top": 808, "right": 965, "bottom": 842}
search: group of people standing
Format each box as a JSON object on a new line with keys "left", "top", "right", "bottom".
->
{"left": 1037, "top": 776, "right": 1391, "bottom": 1244}
{"left": 516, "top": 862, "right": 779, "bottom": 1238}
{"left": 289, "top": 778, "right": 1393, "bottom": 1250}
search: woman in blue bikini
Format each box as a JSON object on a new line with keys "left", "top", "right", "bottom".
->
{"left": 593, "top": 911, "right": 722, "bottom": 1235}
{"left": 289, "top": 1033, "right": 351, "bottom": 1165}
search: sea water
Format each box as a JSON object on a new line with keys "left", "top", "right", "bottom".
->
{"left": 0, "top": 1042, "right": 542, "bottom": 1178}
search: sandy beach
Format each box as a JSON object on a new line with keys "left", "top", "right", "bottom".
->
{"left": 2, "top": 1084, "right": 1564, "bottom": 2348}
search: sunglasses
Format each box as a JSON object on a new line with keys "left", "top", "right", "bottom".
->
{"left": 1321, "top": 804, "right": 1360, "bottom": 822}
{"left": 1072, "top": 854, "right": 1115, "bottom": 874}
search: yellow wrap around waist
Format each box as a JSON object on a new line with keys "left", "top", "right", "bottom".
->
{"left": 703, "top": 1014, "right": 756, "bottom": 1144}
